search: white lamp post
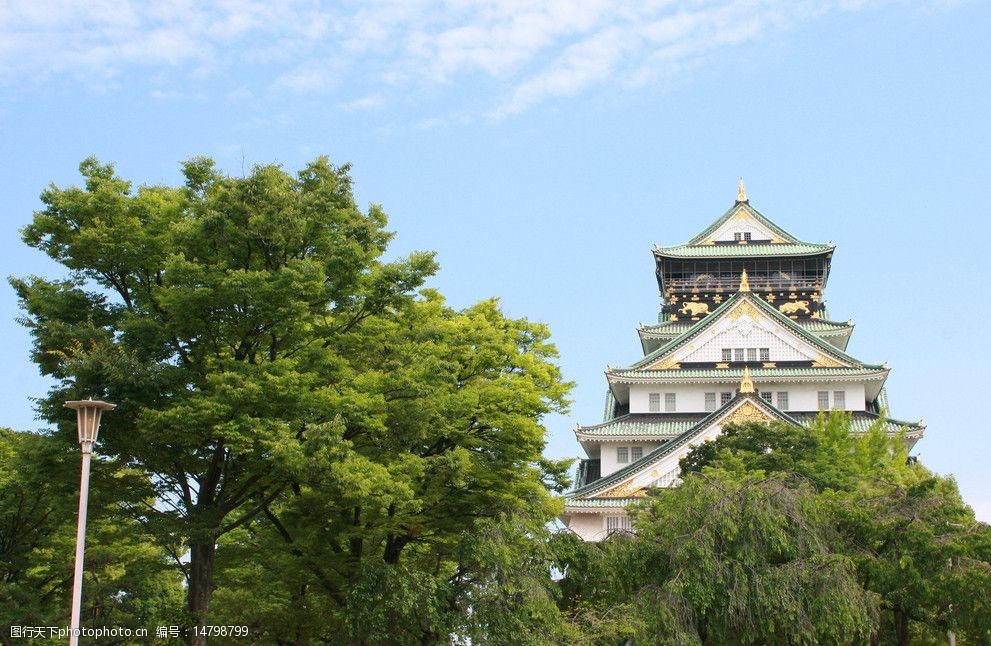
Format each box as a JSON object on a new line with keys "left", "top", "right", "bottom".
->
{"left": 64, "top": 398, "right": 115, "bottom": 646}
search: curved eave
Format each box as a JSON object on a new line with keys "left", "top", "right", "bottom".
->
{"left": 606, "top": 367, "right": 890, "bottom": 404}
{"left": 653, "top": 245, "right": 833, "bottom": 259}
{"left": 563, "top": 498, "right": 640, "bottom": 511}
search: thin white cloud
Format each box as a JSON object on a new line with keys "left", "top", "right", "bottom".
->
{"left": 0, "top": 0, "right": 935, "bottom": 117}
{"left": 340, "top": 93, "right": 386, "bottom": 111}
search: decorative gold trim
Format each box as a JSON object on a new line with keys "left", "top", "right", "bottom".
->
{"left": 762, "top": 362, "right": 777, "bottom": 368}
{"left": 812, "top": 355, "right": 844, "bottom": 368}
{"left": 739, "top": 268, "right": 750, "bottom": 292}
{"left": 716, "top": 362, "right": 730, "bottom": 369}
{"left": 778, "top": 300, "right": 810, "bottom": 316}
{"left": 602, "top": 479, "right": 648, "bottom": 498}
{"left": 739, "top": 366, "right": 755, "bottom": 393}
{"left": 679, "top": 302, "right": 710, "bottom": 317}
{"left": 648, "top": 356, "right": 681, "bottom": 370}
{"left": 728, "top": 300, "right": 760, "bottom": 322}
{"left": 722, "top": 401, "right": 774, "bottom": 425}
{"left": 738, "top": 178, "right": 747, "bottom": 202}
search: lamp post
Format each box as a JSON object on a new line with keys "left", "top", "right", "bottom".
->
{"left": 64, "top": 398, "right": 115, "bottom": 646}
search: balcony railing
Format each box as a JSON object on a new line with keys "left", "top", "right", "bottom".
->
{"left": 665, "top": 274, "right": 822, "bottom": 293}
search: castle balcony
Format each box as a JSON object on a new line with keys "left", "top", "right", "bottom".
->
{"left": 664, "top": 273, "right": 822, "bottom": 294}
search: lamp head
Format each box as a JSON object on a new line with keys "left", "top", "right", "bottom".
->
{"left": 64, "top": 398, "right": 116, "bottom": 446}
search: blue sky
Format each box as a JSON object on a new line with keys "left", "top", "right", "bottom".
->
{"left": 2, "top": 0, "right": 989, "bottom": 519}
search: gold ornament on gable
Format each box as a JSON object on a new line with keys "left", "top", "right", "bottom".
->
{"left": 722, "top": 401, "right": 773, "bottom": 425}
{"left": 603, "top": 479, "right": 648, "bottom": 498}
{"left": 649, "top": 355, "right": 681, "bottom": 370}
{"left": 728, "top": 301, "right": 760, "bottom": 322}
{"left": 812, "top": 354, "right": 844, "bottom": 368}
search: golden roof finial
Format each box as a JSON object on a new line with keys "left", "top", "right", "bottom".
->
{"left": 739, "top": 268, "right": 750, "bottom": 292}
{"left": 737, "top": 178, "right": 747, "bottom": 202}
{"left": 739, "top": 365, "right": 755, "bottom": 394}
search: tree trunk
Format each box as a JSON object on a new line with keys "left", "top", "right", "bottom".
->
{"left": 188, "top": 541, "right": 217, "bottom": 646}
{"left": 893, "top": 607, "right": 910, "bottom": 646}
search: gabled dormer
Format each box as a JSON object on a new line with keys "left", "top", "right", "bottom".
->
{"left": 653, "top": 183, "right": 834, "bottom": 323}
{"left": 634, "top": 284, "right": 864, "bottom": 373}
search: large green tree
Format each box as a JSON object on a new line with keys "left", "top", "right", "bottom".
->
{"left": 14, "top": 156, "right": 437, "bottom": 640}
{"left": 14, "top": 156, "right": 573, "bottom": 643}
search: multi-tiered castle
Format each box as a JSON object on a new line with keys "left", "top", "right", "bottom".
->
{"left": 562, "top": 183, "right": 924, "bottom": 541}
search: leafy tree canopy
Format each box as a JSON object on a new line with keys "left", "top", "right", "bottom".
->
{"left": 13, "top": 156, "right": 572, "bottom": 643}
{"left": 556, "top": 415, "right": 991, "bottom": 645}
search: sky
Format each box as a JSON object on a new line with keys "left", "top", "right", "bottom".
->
{"left": 1, "top": 0, "right": 989, "bottom": 519}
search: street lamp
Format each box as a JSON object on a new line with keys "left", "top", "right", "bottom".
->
{"left": 64, "top": 398, "right": 115, "bottom": 646}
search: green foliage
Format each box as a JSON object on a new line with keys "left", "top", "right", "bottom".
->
{"left": 15, "top": 156, "right": 573, "bottom": 641}
{"left": 558, "top": 415, "right": 991, "bottom": 644}
{"left": 681, "top": 415, "right": 991, "bottom": 644}
{"left": 558, "top": 471, "right": 876, "bottom": 645}
{"left": 0, "top": 428, "right": 184, "bottom": 633}
{"left": 209, "top": 293, "right": 574, "bottom": 643}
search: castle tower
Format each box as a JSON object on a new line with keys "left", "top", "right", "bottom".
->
{"left": 562, "top": 186, "right": 924, "bottom": 541}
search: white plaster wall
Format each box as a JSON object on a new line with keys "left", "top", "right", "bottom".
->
{"left": 599, "top": 441, "right": 665, "bottom": 477}
{"left": 710, "top": 214, "right": 777, "bottom": 242}
{"left": 565, "top": 513, "right": 614, "bottom": 542}
{"left": 629, "top": 384, "right": 716, "bottom": 413}
{"left": 757, "top": 382, "right": 865, "bottom": 412}
{"left": 675, "top": 315, "right": 817, "bottom": 364}
{"left": 629, "top": 382, "right": 865, "bottom": 414}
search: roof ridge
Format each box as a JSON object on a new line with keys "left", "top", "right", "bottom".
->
{"left": 682, "top": 201, "right": 805, "bottom": 246}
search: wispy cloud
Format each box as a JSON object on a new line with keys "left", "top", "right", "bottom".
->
{"left": 0, "top": 0, "right": 923, "bottom": 117}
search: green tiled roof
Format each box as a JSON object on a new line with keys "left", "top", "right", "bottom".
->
{"left": 640, "top": 321, "right": 694, "bottom": 334}
{"left": 567, "top": 395, "right": 924, "bottom": 505}
{"left": 787, "top": 412, "right": 923, "bottom": 436}
{"left": 611, "top": 366, "right": 886, "bottom": 380}
{"left": 568, "top": 393, "right": 798, "bottom": 499}
{"left": 577, "top": 411, "right": 921, "bottom": 439}
{"left": 641, "top": 318, "right": 849, "bottom": 334}
{"left": 579, "top": 414, "right": 704, "bottom": 437}
{"left": 799, "top": 318, "right": 853, "bottom": 331}
{"left": 654, "top": 242, "right": 832, "bottom": 258}
{"left": 874, "top": 387, "right": 890, "bottom": 413}
{"left": 602, "top": 390, "right": 618, "bottom": 422}
{"left": 685, "top": 202, "right": 805, "bottom": 246}
{"left": 564, "top": 498, "right": 640, "bottom": 509}
{"left": 628, "top": 292, "right": 869, "bottom": 371}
